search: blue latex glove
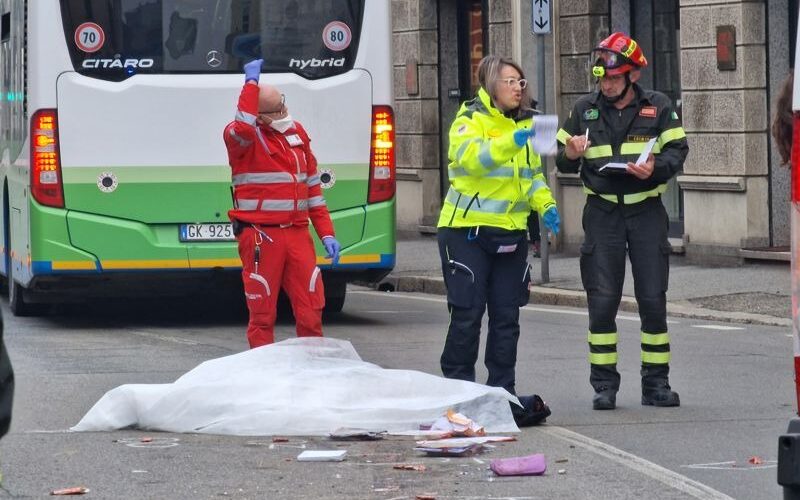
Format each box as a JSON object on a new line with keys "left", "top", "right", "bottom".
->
{"left": 513, "top": 128, "right": 534, "bottom": 147}
{"left": 542, "top": 207, "right": 560, "bottom": 235}
{"left": 243, "top": 59, "right": 263, "bottom": 83}
{"left": 322, "top": 236, "right": 341, "bottom": 265}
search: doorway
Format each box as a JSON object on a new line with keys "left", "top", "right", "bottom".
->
{"left": 437, "top": 0, "right": 487, "bottom": 199}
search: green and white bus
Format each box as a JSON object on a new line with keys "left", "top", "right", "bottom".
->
{"left": 0, "top": 0, "right": 395, "bottom": 315}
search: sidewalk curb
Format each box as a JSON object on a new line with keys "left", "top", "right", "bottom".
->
{"left": 376, "top": 275, "right": 792, "bottom": 328}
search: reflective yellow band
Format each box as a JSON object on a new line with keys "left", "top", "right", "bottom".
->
{"left": 641, "top": 351, "right": 670, "bottom": 364}
{"left": 589, "top": 352, "right": 618, "bottom": 365}
{"left": 620, "top": 141, "right": 662, "bottom": 155}
{"left": 556, "top": 128, "right": 572, "bottom": 145}
{"left": 583, "top": 184, "right": 667, "bottom": 204}
{"left": 641, "top": 332, "right": 670, "bottom": 346}
{"left": 584, "top": 145, "right": 613, "bottom": 159}
{"left": 657, "top": 127, "right": 686, "bottom": 148}
{"left": 588, "top": 331, "right": 618, "bottom": 346}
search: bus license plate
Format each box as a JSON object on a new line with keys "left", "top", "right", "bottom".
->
{"left": 180, "top": 223, "right": 235, "bottom": 242}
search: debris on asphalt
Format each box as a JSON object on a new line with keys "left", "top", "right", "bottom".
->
{"left": 428, "top": 410, "right": 485, "bottom": 437}
{"left": 140, "top": 437, "right": 153, "bottom": 443}
{"left": 415, "top": 436, "right": 514, "bottom": 448}
{"left": 393, "top": 463, "right": 427, "bottom": 471}
{"left": 558, "top": 469, "right": 567, "bottom": 475}
{"left": 415, "top": 494, "right": 437, "bottom": 500}
{"left": 329, "top": 427, "right": 386, "bottom": 440}
{"left": 414, "top": 443, "right": 484, "bottom": 457}
{"left": 748, "top": 456, "right": 764, "bottom": 465}
{"left": 555, "top": 458, "right": 568, "bottom": 463}
{"left": 296, "top": 450, "right": 347, "bottom": 462}
{"left": 272, "top": 436, "right": 289, "bottom": 443}
{"left": 489, "top": 453, "right": 547, "bottom": 476}
{"left": 50, "top": 486, "right": 90, "bottom": 495}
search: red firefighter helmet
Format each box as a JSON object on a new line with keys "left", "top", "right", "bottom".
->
{"left": 590, "top": 32, "right": 648, "bottom": 78}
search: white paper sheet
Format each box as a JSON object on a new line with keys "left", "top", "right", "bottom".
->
{"left": 71, "top": 337, "right": 520, "bottom": 436}
{"left": 598, "top": 162, "right": 629, "bottom": 172}
{"left": 634, "top": 137, "right": 657, "bottom": 166}
{"left": 529, "top": 115, "right": 559, "bottom": 156}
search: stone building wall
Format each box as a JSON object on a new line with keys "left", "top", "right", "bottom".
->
{"left": 677, "top": 0, "right": 770, "bottom": 263}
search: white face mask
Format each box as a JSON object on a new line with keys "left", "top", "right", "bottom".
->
{"left": 269, "top": 114, "right": 294, "bottom": 134}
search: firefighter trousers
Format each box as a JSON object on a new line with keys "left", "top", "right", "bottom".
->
{"left": 437, "top": 226, "right": 531, "bottom": 394}
{"left": 237, "top": 225, "right": 325, "bottom": 348}
{"left": 580, "top": 196, "right": 672, "bottom": 393}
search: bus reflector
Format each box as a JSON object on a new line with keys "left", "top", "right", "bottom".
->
{"left": 31, "top": 109, "right": 64, "bottom": 208}
{"left": 368, "top": 105, "right": 395, "bottom": 203}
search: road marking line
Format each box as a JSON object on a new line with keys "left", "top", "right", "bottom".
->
{"left": 691, "top": 325, "right": 745, "bottom": 331}
{"left": 683, "top": 460, "right": 777, "bottom": 470}
{"left": 127, "top": 330, "right": 199, "bottom": 346}
{"left": 540, "top": 426, "right": 734, "bottom": 500}
{"left": 351, "top": 291, "right": 679, "bottom": 324}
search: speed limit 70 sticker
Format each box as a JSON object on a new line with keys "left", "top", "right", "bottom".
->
{"left": 74, "top": 22, "right": 105, "bottom": 53}
{"left": 322, "top": 21, "right": 351, "bottom": 52}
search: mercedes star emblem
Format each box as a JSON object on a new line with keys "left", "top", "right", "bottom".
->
{"left": 206, "top": 50, "right": 222, "bottom": 68}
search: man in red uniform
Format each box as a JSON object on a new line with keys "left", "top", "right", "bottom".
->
{"left": 224, "top": 59, "right": 341, "bottom": 348}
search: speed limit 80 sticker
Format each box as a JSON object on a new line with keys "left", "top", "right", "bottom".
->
{"left": 74, "top": 22, "right": 105, "bottom": 53}
{"left": 322, "top": 21, "right": 351, "bottom": 52}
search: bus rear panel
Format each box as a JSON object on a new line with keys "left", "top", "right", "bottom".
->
{"left": 1, "top": 0, "right": 395, "bottom": 313}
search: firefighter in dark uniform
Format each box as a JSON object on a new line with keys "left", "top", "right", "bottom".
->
{"left": 438, "top": 55, "right": 560, "bottom": 426}
{"left": 555, "top": 33, "right": 689, "bottom": 410}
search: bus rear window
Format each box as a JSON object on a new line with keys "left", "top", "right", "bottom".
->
{"left": 60, "top": 0, "right": 364, "bottom": 81}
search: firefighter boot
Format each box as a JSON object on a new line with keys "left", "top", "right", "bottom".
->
{"left": 641, "top": 364, "right": 680, "bottom": 407}
{"left": 591, "top": 365, "right": 620, "bottom": 410}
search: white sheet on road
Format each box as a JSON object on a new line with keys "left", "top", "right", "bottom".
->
{"left": 71, "top": 337, "right": 520, "bottom": 436}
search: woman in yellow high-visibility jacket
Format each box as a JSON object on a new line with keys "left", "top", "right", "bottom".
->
{"left": 437, "top": 55, "right": 560, "bottom": 427}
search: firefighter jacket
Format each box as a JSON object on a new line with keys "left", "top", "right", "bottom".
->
{"left": 555, "top": 84, "right": 688, "bottom": 204}
{"left": 437, "top": 87, "right": 557, "bottom": 231}
{"left": 223, "top": 82, "right": 334, "bottom": 239}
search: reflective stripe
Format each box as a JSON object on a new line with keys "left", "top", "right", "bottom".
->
{"left": 641, "top": 351, "right": 670, "bottom": 364}
{"left": 526, "top": 179, "right": 548, "bottom": 198}
{"left": 228, "top": 129, "right": 252, "bottom": 147}
{"left": 620, "top": 141, "right": 660, "bottom": 155}
{"left": 584, "top": 145, "right": 612, "bottom": 159}
{"left": 233, "top": 172, "right": 297, "bottom": 185}
{"left": 237, "top": 199, "right": 259, "bottom": 210}
{"left": 445, "top": 187, "right": 523, "bottom": 215}
{"left": 589, "top": 352, "right": 618, "bottom": 365}
{"left": 588, "top": 331, "right": 618, "bottom": 346}
{"left": 478, "top": 141, "right": 494, "bottom": 169}
{"left": 658, "top": 126, "right": 686, "bottom": 148}
{"left": 306, "top": 174, "right": 321, "bottom": 187}
{"left": 249, "top": 272, "right": 271, "bottom": 297}
{"left": 455, "top": 138, "right": 480, "bottom": 162}
{"left": 309, "top": 266, "right": 321, "bottom": 292}
{"left": 297, "top": 199, "right": 309, "bottom": 211}
{"left": 308, "top": 195, "right": 326, "bottom": 208}
{"left": 583, "top": 184, "right": 667, "bottom": 204}
{"left": 449, "top": 165, "right": 538, "bottom": 179}
{"left": 236, "top": 110, "right": 257, "bottom": 126}
{"left": 261, "top": 200, "right": 296, "bottom": 211}
{"left": 556, "top": 128, "right": 571, "bottom": 145}
{"left": 641, "top": 332, "right": 670, "bottom": 346}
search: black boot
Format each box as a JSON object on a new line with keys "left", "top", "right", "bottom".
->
{"left": 591, "top": 365, "right": 620, "bottom": 410}
{"left": 510, "top": 394, "right": 551, "bottom": 427}
{"left": 641, "top": 364, "right": 680, "bottom": 407}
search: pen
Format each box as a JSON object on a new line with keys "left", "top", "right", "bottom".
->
{"left": 582, "top": 128, "right": 589, "bottom": 152}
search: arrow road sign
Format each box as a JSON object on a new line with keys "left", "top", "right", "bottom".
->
{"left": 531, "top": 0, "right": 551, "bottom": 35}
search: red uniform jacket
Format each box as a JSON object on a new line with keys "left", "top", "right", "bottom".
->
{"left": 223, "top": 83, "right": 335, "bottom": 239}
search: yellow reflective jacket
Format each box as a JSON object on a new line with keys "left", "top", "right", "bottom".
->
{"left": 437, "top": 88, "right": 557, "bottom": 230}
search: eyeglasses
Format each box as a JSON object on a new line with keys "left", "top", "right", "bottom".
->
{"left": 497, "top": 78, "right": 527, "bottom": 89}
{"left": 258, "top": 93, "right": 286, "bottom": 115}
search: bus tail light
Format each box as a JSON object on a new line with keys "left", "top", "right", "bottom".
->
{"left": 368, "top": 105, "right": 395, "bottom": 204}
{"left": 31, "top": 109, "right": 64, "bottom": 208}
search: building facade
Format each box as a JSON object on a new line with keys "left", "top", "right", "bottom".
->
{"left": 392, "top": 0, "right": 795, "bottom": 264}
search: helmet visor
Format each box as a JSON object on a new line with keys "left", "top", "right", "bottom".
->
{"left": 589, "top": 49, "right": 633, "bottom": 77}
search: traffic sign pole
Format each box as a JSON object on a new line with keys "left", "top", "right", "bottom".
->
{"left": 532, "top": 0, "right": 551, "bottom": 283}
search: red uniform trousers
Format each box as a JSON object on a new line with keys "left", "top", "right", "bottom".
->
{"left": 237, "top": 225, "right": 325, "bottom": 348}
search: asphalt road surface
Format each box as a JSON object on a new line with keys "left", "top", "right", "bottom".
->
{"left": 0, "top": 288, "right": 792, "bottom": 499}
